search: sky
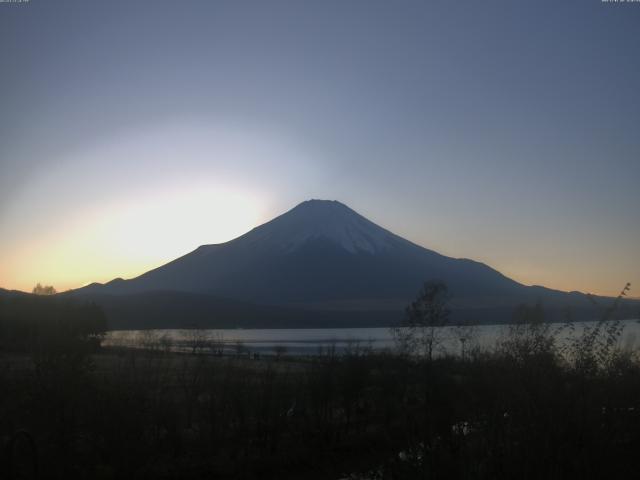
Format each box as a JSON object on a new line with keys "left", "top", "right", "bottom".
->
{"left": 0, "top": 0, "right": 638, "bottom": 297}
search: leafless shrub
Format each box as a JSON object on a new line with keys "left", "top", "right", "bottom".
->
{"left": 498, "top": 301, "right": 556, "bottom": 363}
{"left": 206, "top": 331, "right": 225, "bottom": 356}
{"left": 273, "top": 345, "right": 287, "bottom": 360}
{"left": 563, "top": 283, "right": 632, "bottom": 375}
{"left": 183, "top": 327, "right": 209, "bottom": 355}
{"left": 393, "top": 281, "right": 450, "bottom": 360}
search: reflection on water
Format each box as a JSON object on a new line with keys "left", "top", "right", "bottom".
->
{"left": 103, "top": 319, "right": 640, "bottom": 356}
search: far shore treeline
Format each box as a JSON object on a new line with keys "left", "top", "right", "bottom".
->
{"left": 0, "top": 291, "right": 107, "bottom": 353}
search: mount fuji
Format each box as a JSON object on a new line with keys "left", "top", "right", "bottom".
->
{"left": 71, "top": 200, "right": 609, "bottom": 328}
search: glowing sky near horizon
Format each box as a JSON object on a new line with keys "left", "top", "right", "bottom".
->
{"left": 1, "top": 0, "right": 639, "bottom": 297}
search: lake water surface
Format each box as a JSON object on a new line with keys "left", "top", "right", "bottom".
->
{"left": 104, "top": 319, "right": 640, "bottom": 356}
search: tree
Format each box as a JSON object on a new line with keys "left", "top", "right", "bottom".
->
{"left": 393, "top": 281, "right": 450, "bottom": 360}
{"left": 32, "top": 283, "right": 57, "bottom": 295}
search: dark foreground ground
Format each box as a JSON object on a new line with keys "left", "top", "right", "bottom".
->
{"left": 2, "top": 330, "right": 640, "bottom": 480}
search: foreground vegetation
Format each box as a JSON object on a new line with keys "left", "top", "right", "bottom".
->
{"left": 1, "top": 288, "right": 640, "bottom": 479}
{"left": 1, "top": 336, "right": 640, "bottom": 478}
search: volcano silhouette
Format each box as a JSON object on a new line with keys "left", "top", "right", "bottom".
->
{"left": 73, "top": 200, "right": 603, "bottom": 328}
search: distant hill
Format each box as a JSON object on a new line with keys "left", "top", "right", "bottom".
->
{"left": 69, "top": 200, "right": 636, "bottom": 328}
{"left": 0, "top": 287, "right": 29, "bottom": 298}
{"left": 73, "top": 290, "right": 398, "bottom": 330}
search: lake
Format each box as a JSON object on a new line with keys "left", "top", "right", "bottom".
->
{"left": 104, "top": 319, "right": 640, "bottom": 356}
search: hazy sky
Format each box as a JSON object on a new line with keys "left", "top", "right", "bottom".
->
{"left": 1, "top": 0, "right": 638, "bottom": 297}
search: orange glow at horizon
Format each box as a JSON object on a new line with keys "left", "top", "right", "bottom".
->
{"left": 0, "top": 187, "right": 270, "bottom": 293}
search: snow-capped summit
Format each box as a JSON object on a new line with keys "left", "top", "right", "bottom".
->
{"left": 235, "top": 199, "right": 405, "bottom": 254}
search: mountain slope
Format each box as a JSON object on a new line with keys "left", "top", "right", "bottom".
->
{"left": 77, "top": 200, "right": 525, "bottom": 304}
